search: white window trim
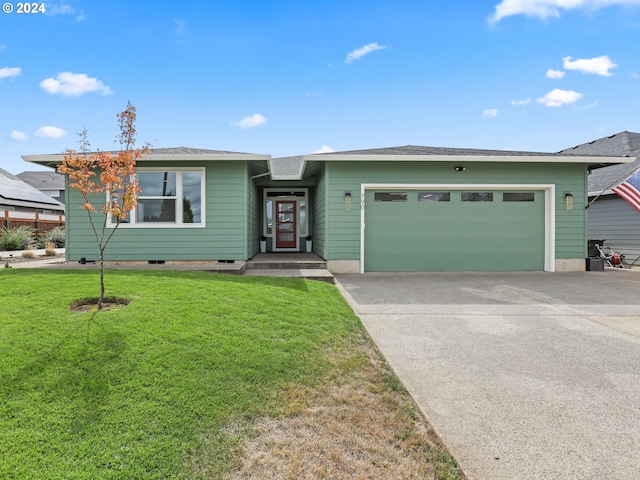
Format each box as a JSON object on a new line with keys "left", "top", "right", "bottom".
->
{"left": 360, "top": 183, "right": 556, "bottom": 273}
{"left": 109, "top": 167, "right": 206, "bottom": 228}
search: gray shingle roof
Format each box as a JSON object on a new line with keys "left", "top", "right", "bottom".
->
{"left": 559, "top": 132, "right": 640, "bottom": 194}
{"left": 17, "top": 171, "right": 65, "bottom": 190}
{"left": 318, "top": 144, "right": 557, "bottom": 156}
{"left": 268, "top": 156, "right": 305, "bottom": 180}
{"left": 144, "top": 147, "right": 256, "bottom": 155}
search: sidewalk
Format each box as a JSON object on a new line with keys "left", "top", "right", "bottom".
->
{"left": 1, "top": 248, "right": 67, "bottom": 269}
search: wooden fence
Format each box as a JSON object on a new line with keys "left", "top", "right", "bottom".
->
{"left": 1, "top": 210, "right": 65, "bottom": 235}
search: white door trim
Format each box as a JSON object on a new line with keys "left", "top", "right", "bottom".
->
{"left": 360, "top": 183, "right": 556, "bottom": 273}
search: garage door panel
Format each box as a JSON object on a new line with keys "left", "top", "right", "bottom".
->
{"left": 364, "top": 189, "right": 545, "bottom": 272}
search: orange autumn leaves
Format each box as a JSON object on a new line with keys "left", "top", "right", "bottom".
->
{"left": 57, "top": 103, "right": 149, "bottom": 223}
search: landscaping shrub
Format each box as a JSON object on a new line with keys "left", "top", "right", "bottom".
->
{"left": 0, "top": 226, "right": 35, "bottom": 251}
{"left": 44, "top": 226, "right": 65, "bottom": 248}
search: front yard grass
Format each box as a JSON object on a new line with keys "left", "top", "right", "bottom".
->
{"left": 0, "top": 270, "right": 462, "bottom": 479}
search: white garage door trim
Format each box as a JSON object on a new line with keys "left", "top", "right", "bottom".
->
{"left": 360, "top": 183, "right": 556, "bottom": 273}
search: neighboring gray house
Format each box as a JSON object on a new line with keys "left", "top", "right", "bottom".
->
{"left": 0, "top": 168, "right": 65, "bottom": 214}
{"left": 17, "top": 170, "right": 66, "bottom": 206}
{"left": 560, "top": 131, "right": 640, "bottom": 264}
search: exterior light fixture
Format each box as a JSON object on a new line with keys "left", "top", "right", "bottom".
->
{"left": 454, "top": 166, "right": 466, "bottom": 172}
{"left": 565, "top": 192, "right": 574, "bottom": 211}
{"left": 344, "top": 191, "right": 352, "bottom": 211}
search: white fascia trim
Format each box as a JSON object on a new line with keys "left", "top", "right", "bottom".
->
{"left": 304, "top": 154, "right": 631, "bottom": 164}
{"left": 360, "top": 183, "right": 556, "bottom": 273}
{"left": 22, "top": 153, "right": 271, "bottom": 165}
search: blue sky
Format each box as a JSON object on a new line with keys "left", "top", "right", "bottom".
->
{"left": 2, "top": 0, "right": 640, "bottom": 174}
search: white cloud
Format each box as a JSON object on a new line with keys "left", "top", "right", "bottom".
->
{"left": 345, "top": 43, "right": 388, "bottom": 64}
{"left": 313, "top": 145, "right": 334, "bottom": 154}
{"left": 632, "top": 73, "right": 640, "bottom": 79}
{"left": 511, "top": 98, "right": 531, "bottom": 106}
{"left": 537, "top": 88, "right": 583, "bottom": 107}
{"left": 40, "top": 72, "right": 112, "bottom": 96}
{"left": 47, "top": 4, "right": 85, "bottom": 21}
{"left": 305, "top": 91, "right": 324, "bottom": 97}
{"left": 35, "top": 126, "right": 68, "bottom": 138}
{"left": 0, "top": 44, "right": 5, "bottom": 52}
{"left": 0, "top": 66, "right": 21, "bottom": 79}
{"left": 231, "top": 113, "right": 267, "bottom": 128}
{"left": 10, "top": 130, "right": 27, "bottom": 141}
{"left": 563, "top": 55, "right": 617, "bottom": 76}
{"left": 546, "top": 68, "right": 565, "bottom": 79}
{"left": 483, "top": 108, "right": 499, "bottom": 118}
{"left": 489, "top": 0, "right": 640, "bottom": 24}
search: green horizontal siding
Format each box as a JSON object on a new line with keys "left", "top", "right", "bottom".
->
{"left": 325, "top": 161, "right": 588, "bottom": 261}
{"left": 65, "top": 161, "right": 249, "bottom": 261}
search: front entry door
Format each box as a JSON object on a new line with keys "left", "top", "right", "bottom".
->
{"left": 275, "top": 200, "right": 297, "bottom": 249}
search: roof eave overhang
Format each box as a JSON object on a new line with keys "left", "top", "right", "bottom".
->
{"left": 22, "top": 153, "right": 271, "bottom": 167}
{"left": 303, "top": 154, "right": 633, "bottom": 164}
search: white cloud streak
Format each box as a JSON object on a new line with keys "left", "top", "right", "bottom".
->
{"left": 537, "top": 88, "right": 583, "bottom": 107}
{"left": 35, "top": 126, "right": 68, "bottom": 138}
{"left": 0, "top": 66, "right": 21, "bottom": 79}
{"left": 10, "top": 130, "right": 27, "bottom": 141}
{"left": 47, "top": 4, "right": 85, "bottom": 21}
{"left": 39, "top": 72, "right": 112, "bottom": 96}
{"left": 563, "top": 55, "right": 617, "bottom": 76}
{"left": 313, "top": 145, "right": 334, "bottom": 154}
{"left": 546, "top": 68, "right": 565, "bottom": 79}
{"left": 511, "top": 98, "right": 531, "bottom": 106}
{"left": 345, "top": 43, "right": 388, "bottom": 64}
{"left": 231, "top": 113, "right": 267, "bottom": 128}
{"left": 489, "top": 0, "right": 640, "bottom": 24}
{"left": 483, "top": 109, "right": 499, "bottom": 118}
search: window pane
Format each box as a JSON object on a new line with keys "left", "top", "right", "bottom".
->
{"left": 138, "top": 171, "right": 176, "bottom": 197}
{"left": 299, "top": 200, "right": 306, "bottom": 234}
{"left": 418, "top": 192, "right": 450, "bottom": 202}
{"left": 374, "top": 192, "right": 408, "bottom": 202}
{"left": 137, "top": 199, "right": 176, "bottom": 222}
{"left": 503, "top": 192, "right": 535, "bottom": 202}
{"left": 461, "top": 192, "right": 493, "bottom": 202}
{"left": 182, "top": 171, "right": 202, "bottom": 223}
{"left": 266, "top": 199, "right": 273, "bottom": 235}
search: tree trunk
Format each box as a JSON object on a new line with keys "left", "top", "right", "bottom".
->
{"left": 98, "top": 248, "right": 105, "bottom": 309}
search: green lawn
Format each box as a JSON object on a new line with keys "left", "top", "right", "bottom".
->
{"left": 0, "top": 269, "right": 461, "bottom": 479}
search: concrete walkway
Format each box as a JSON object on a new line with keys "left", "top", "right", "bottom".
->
{"left": 335, "top": 271, "right": 640, "bottom": 480}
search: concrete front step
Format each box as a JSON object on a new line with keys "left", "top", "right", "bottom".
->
{"left": 246, "top": 262, "right": 326, "bottom": 270}
{"left": 243, "top": 268, "right": 334, "bottom": 284}
{"left": 246, "top": 253, "right": 327, "bottom": 270}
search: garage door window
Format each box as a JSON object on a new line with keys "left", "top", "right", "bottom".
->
{"left": 461, "top": 192, "right": 493, "bottom": 202}
{"left": 374, "top": 192, "right": 407, "bottom": 202}
{"left": 503, "top": 192, "right": 535, "bottom": 202}
{"left": 418, "top": 192, "right": 451, "bottom": 202}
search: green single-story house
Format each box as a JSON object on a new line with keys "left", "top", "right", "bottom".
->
{"left": 24, "top": 144, "right": 631, "bottom": 273}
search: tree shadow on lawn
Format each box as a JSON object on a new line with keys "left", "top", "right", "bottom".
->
{"left": 2, "top": 312, "right": 128, "bottom": 433}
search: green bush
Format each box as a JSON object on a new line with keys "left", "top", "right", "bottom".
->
{"left": 43, "top": 226, "right": 65, "bottom": 248}
{"left": 0, "top": 226, "right": 36, "bottom": 251}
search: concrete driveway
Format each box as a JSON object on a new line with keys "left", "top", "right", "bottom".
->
{"left": 335, "top": 271, "right": 640, "bottom": 480}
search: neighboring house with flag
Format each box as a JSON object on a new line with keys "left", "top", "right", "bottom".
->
{"left": 561, "top": 131, "right": 640, "bottom": 265}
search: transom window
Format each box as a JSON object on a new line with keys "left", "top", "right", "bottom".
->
{"left": 418, "top": 192, "right": 450, "bottom": 202}
{"left": 461, "top": 192, "right": 493, "bottom": 202}
{"left": 110, "top": 168, "right": 204, "bottom": 227}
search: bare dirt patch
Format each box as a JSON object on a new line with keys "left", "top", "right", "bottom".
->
{"left": 218, "top": 334, "right": 463, "bottom": 480}
{"left": 69, "top": 297, "right": 130, "bottom": 312}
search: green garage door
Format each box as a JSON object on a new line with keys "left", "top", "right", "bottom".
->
{"left": 364, "top": 189, "right": 545, "bottom": 272}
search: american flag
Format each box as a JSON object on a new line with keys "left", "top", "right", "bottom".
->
{"left": 612, "top": 168, "right": 640, "bottom": 213}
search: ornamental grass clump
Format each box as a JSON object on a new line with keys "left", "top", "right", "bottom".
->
{"left": 0, "top": 226, "right": 35, "bottom": 251}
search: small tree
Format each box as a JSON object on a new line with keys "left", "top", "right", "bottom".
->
{"left": 58, "top": 102, "right": 148, "bottom": 309}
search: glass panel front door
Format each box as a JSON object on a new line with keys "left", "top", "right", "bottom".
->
{"left": 275, "top": 200, "right": 297, "bottom": 248}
